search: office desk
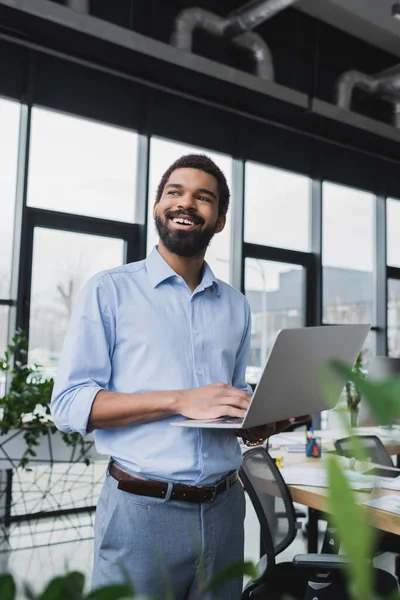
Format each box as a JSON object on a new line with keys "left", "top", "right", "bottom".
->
{"left": 278, "top": 452, "right": 400, "bottom": 537}
{"left": 269, "top": 426, "right": 400, "bottom": 458}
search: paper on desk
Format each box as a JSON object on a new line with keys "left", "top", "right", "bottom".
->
{"left": 363, "top": 495, "right": 400, "bottom": 515}
{"left": 281, "top": 468, "right": 376, "bottom": 491}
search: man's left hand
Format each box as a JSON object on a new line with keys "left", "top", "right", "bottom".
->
{"left": 237, "top": 415, "right": 311, "bottom": 444}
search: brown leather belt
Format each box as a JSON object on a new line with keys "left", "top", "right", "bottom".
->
{"left": 108, "top": 461, "right": 238, "bottom": 503}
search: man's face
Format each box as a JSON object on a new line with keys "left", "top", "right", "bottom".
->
{"left": 153, "top": 168, "right": 226, "bottom": 258}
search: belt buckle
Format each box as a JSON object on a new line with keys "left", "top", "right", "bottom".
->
{"left": 206, "top": 485, "right": 217, "bottom": 502}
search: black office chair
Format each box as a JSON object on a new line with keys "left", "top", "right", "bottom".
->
{"left": 335, "top": 434, "right": 400, "bottom": 579}
{"left": 239, "top": 447, "right": 398, "bottom": 599}
{"left": 334, "top": 435, "right": 394, "bottom": 467}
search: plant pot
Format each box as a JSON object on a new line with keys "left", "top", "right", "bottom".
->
{"left": 0, "top": 428, "right": 105, "bottom": 470}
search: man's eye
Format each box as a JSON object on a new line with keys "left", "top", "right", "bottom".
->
{"left": 198, "top": 196, "right": 211, "bottom": 202}
{"left": 167, "top": 191, "right": 179, "bottom": 195}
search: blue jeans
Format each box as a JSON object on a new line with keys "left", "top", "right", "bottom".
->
{"left": 92, "top": 470, "right": 246, "bottom": 600}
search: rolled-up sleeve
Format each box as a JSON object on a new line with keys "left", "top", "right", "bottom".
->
{"left": 232, "top": 298, "right": 253, "bottom": 396}
{"left": 50, "top": 274, "right": 115, "bottom": 436}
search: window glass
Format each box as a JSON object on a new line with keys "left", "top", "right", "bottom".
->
{"left": 147, "top": 137, "right": 233, "bottom": 283}
{"left": 387, "top": 198, "right": 400, "bottom": 268}
{"left": 244, "top": 258, "right": 304, "bottom": 384}
{"left": 244, "top": 162, "right": 311, "bottom": 252}
{"left": 0, "top": 97, "right": 20, "bottom": 298}
{"left": 322, "top": 182, "right": 375, "bottom": 325}
{"left": 28, "top": 107, "right": 138, "bottom": 222}
{"left": 29, "top": 228, "right": 125, "bottom": 370}
{"left": 0, "top": 305, "right": 10, "bottom": 397}
{"left": 388, "top": 279, "right": 400, "bottom": 357}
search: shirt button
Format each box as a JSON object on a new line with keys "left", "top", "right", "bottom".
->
{"left": 193, "top": 328, "right": 199, "bottom": 335}
{"left": 203, "top": 452, "right": 208, "bottom": 459}
{"left": 177, "top": 276, "right": 183, "bottom": 283}
{"left": 197, "top": 369, "right": 203, "bottom": 376}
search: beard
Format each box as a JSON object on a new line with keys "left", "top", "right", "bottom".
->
{"left": 154, "top": 212, "right": 217, "bottom": 258}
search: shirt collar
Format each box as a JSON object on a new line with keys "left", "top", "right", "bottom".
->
{"left": 146, "top": 246, "right": 220, "bottom": 295}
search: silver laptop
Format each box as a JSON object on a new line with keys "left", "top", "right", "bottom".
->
{"left": 171, "top": 324, "right": 371, "bottom": 430}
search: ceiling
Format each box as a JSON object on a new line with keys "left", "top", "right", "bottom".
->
{"left": 298, "top": 0, "right": 400, "bottom": 61}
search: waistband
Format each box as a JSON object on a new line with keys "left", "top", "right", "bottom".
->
{"left": 108, "top": 460, "right": 238, "bottom": 503}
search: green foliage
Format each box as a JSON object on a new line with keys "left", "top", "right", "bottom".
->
{"left": 0, "top": 573, "right": 16, "bottom": 600}
{"left": 325, "top": 357, "right": 400, "bottom": 599}
{"left": 345, "top": 352, "right": 365, "bottom": 412}
{"left": 202, "top": 560, "right": 257, "bottom": 595}
{"left": 326, "top": 456, "right": 374, "bottom": 599}
{"left": 0, "top": 329, "right": 89, "bottom": 469}
{"left": 332, "top": 359, "right": 400, "bottom": 426}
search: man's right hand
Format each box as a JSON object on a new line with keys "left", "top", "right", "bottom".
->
{"left": 177, "top": 383, "right": 251, "bottom": 420}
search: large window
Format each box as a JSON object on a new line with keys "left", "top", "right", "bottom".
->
{"left": 0, "top": 98, "right": 19, "bottom": 300}
{"left": 29, "top": 228, "right": 125, "bottom": 370}
{"left": 0, "top": 97, "right": 20, "bottom": 361}
{"left": 244, "top": 258, "right": 304, "bottom": 383}
{"left": 387, "top": 198, "right": 400, "bottom": 268}
{"left": 28, "top": 107, "right": 139, "bottom": 222}
{"left": 147, "top": 137, "right": 233, "bottom": 283}
{"left": 244, "top": 162, "right": 311, "bottom": 252}
{"left": 387, "top": 199, "right": 400, "bottom": 357}
{"left": 322, "top": 182, "right": 375, "bottom": 327}
{"left": 388, "top": 279, "right": 400, "bottom": 357}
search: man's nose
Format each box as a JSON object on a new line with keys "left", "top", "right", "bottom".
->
{"left": 177, "top": 193, "right": 197, "bottom": 210}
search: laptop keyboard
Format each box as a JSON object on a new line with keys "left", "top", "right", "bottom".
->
{"left": 216, "top": 417, "right": 243, "bottom": 424}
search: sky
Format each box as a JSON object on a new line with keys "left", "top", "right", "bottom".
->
{"left": 1, "top": 97, "right": 400, "bottom": 303}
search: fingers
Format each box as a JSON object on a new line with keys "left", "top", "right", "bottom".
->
{"left": 216, "top": 405, "right": 247, "bottom": 419}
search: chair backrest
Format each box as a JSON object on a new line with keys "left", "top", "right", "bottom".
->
{"left": 334, "top": 435, "right": 393, "bottom": 467}
{"left": 239, "top": 447, "right": 298, "bottom": 561}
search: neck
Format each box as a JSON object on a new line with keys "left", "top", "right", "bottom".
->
{"left": 157, "top": 242, "right": 205, "bottom": 291}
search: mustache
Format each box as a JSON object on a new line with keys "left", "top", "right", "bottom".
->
{"left": 165, "top": 209, "right": 205, "bottom": 226}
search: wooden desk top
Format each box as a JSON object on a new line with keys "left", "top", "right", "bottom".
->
{"left": 269, "top": 426, "right": 400, "bottom": 456}
{"left": 272, "top": 451, "right": 400, "bottom": 536}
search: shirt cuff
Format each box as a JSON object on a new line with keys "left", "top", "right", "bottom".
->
{"left": 68, "top": 386, "right": 103, "bottom": 436}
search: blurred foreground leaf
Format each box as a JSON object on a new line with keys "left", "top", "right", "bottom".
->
{"left": 86, "top": 583, "right": 135, "bottom": 600}
{"left": 0, "top": 574, "right": 16, "bottom": 600}
{"left": 327, "top": 456, "right": 373, "bottom": 600}
{"left": 38, "top": 571, "right": 85, "bottom": 600}
{"left": 204, "top": 560, "right": 257, "bottom": 594}
{"left": 331, "top": 360, "right": 400, "bottom": 426}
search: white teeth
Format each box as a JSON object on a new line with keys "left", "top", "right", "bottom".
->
{"left": 173, "top": 218, "right": 195, "bottom": 226}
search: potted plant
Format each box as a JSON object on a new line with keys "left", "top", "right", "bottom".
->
{"left": 0, "top": 329, "right": 98, "bottom": 469}
{"left": 345, "top": 351, "right": 364, "bottom": 428}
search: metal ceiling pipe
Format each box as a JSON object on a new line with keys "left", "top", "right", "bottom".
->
{"left": 224, "top": 0, "right": 299, "bottom": 38}
{"left": 395, "top": 104, "right": 400, "bottom": 129}
{"left": 336, "top": 71, "right": 377, "bottom": 110}
{"left": 171, "top": 8, "right": 274, "bottom": 79}
{"left": 67, "top": 0, "right": 90, "bottom": 14}
{"left": 171, "top": 0, "right": 299, "bottom": 80}
{"left": 171, "top": 8, "right": 225, "bottom": 52}
{"left": 233, "top": 31, "right": 274, "bottom": 79}
{"left": 336, "top": 65, "right": 400, "bottom": 127}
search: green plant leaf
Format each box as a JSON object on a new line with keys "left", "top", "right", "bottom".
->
{"left": 203, "top": 560, "right": 257, "bottom": 593}
{"left": 326, "top": 455, "right": 374, "bottom": 599}
{"left": 38, "top": 571, "right": 85, "bottom": 600}
{"left": 331, "top": 360, "right": 400, "bottom": 426}
{"left": 0, "top": 573, "right": 16, "bottom": 600}
{"left": 85, "top": 584, "right": 134, "bottom": 600}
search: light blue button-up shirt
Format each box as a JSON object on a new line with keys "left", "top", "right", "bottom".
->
{"left": 51, "top": 247, "right": 252, "bottom": 485}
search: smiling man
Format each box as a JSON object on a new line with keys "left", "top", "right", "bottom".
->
{"left": 51, "top": 154, "right": 301, "bottom": 600}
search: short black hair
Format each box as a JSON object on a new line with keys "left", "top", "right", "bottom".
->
{"left": 155, "top": 154, "right": 230, "bottom": 217}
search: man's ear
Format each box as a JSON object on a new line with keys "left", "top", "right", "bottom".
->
{"left": 215, "top": 215, "right": 226, "bottom": 234}
{"left": 153, "top": 200, "right": 159, "bottom": 218}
